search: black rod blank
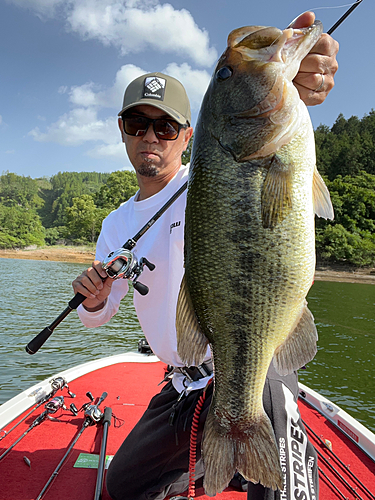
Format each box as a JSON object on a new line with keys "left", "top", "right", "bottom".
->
{"left": 94, "top": 407, "right": 112, "bottom": 500}
{"left": 327, "top": 0, "right": 364, "bottom": 35}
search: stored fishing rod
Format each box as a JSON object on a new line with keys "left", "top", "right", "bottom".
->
{"left": 94, "top": 406, "right": 112, "bottom": 500}
{"left": 303, "top": 417, "right": 375, "bottom": 500}
{"left": 0, "top": 396, "right": 76, "bottom": 462}
{"left": 36, "top": 391, "right": 108, "bottom": 500}
{"left": 0, "top": 377, "right": 75, "bottom": 441}
{"left": 25, "top": 180, "right": 188, "bottom": 355}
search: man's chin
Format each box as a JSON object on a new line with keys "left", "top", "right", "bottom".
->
{"left": 137, "top": 161, "right": 159, "bottom": 178}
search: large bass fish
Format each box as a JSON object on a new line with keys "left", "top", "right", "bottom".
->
{"left": 176, "top": 21, "right": 334, "bottom": 495}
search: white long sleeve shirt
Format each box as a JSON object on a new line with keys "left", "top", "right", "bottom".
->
{"left": 77, "top": 164, "right": 211, "bottom": 372}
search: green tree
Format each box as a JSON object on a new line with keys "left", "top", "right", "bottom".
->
{"left": 0, "top": 205, "right": 45, "bottom": 248}
{"left": 95, "top": 170, "right": 138, "bottom": 210}
{"left": 38, "top": 171, "right": 110, "bottom": 228}
{"left": 316, "top": 172, "right": 375, "bottom": 266}
{"left": 0, "top": 172, "right": 44, "bottom": 209}
{"left": 65, "top": 195, "right": 110, "bottom": 243}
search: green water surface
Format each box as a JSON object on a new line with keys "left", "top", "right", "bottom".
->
{"left": 1, "top": 259, "right": 374, "bottom": 432}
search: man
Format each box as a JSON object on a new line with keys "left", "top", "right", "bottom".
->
{"left": 73, "top": 12, "right": 339, "bottom": 500}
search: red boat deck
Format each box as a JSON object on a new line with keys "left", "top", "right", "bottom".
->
{"left": 0, "top": 359, "right": 374, "bottom": 500}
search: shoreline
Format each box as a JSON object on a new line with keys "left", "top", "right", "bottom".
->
{"left": 0, "top": 247, "right": 374, "bottom": 284}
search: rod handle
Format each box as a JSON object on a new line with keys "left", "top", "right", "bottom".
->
{"left": 68, "top": 292, "right": 86, "bottom": 310}
{"left": 103, "top": 407, "right": 112, "bottom": 426}
{"left": 26, "top": 327, "right": 53, "bottom": 355}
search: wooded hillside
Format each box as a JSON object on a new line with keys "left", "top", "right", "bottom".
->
{"left": 1, "top": 111, "right": 374, "bottom": 267}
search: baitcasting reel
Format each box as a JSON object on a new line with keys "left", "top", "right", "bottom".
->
{"left": 102, "top": 248, "right": 155, "bottom": 296}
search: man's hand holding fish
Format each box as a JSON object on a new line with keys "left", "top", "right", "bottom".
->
{"left": 292, "top": 11, "right": 339, "bottom": 105}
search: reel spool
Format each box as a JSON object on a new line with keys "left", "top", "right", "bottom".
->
{"left": 102, "top": 248, "right": 155, "bottom": 295}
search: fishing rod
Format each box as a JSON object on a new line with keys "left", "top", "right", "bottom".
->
{"left": 0, "top": 396, "right": 77, "bottom": 462}
{"left": 327, "top": 0, "right": 364, "bottom": 35}
{"left": 0, "top": 377, "right": 75, "bottom": 441}
{"left": 303, "top": 417, "right": 375, "bottom": 500}
{"left": 93, "top": 406, "right": 112, "bottom": 500}
{"left": 36, "top": 391, "right": 108, "bottom": 500}
{"left": 25, "top": 181, "right": 188, "bottom": 355}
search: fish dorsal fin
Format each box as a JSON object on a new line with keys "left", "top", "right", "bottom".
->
{"left": 176, "top": 274, "right": 209, "bottom": 367}
{"left": 261, "top": 155, "right": 293, "bottom": 229}
{"left": 313, "top": 166, "right": 334, "bottom": 220}
{"left": 273, "top": 301, "right": 318, "bottom": 376}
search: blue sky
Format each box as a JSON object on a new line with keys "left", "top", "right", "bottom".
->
{"left": 1, "top": 0, "right": 373, "bottom": 178}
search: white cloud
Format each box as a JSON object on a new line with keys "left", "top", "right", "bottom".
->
{"left": 87, "top": 143, "right": 127, "bottom": 162}
{"left": 7, "top": 0, "right": 217, "bottom": 67}
{"left": 0, "top": 115, "right": 2, "bottom": 125}
{"left": 163, "top": 63, "right": 211, "bottom": 111}
{"left": 28, "top": 64, "right": 147, "bottom": 157}
{"left": 28, "top": 62, "right": 210, "bottom": 161}
{"left": 69, "top": 64, "right": 146, "bottom": 110}
{"left": 29, "top": 107, "right": 118, "bottom": 146}
{"left": 69, "top": 82, "right": 99, "bottom": 108}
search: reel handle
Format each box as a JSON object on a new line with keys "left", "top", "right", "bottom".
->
{"left": 133, "top": 282, "right": 149, "bottom": 296}
{"left": 142, "top": 257, "right": 155, "bottom": 271}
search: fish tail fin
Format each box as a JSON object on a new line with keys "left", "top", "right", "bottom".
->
{"left": 203, "top": 410, "right": 283, "bottom": 496}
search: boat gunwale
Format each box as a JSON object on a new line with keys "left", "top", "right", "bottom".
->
{"left": 0, "top": 352, "right": 159, "bottom": 428}
{"left": 2, "top": 353, "right": 375, "bottom": 467}
{"left": 299, "top": 381, "right": 375, "bottom": 463}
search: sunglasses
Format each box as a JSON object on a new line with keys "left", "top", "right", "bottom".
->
{"left": 122, "top": 115, "right": 188, "bottom": 141}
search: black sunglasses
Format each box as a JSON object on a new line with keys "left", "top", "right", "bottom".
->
{"left": 122, "top": 115, "right": 188, "bottom": 141}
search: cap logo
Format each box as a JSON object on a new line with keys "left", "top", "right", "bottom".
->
{"left": 142, "top": 77, "right": 166, "bottom": 101}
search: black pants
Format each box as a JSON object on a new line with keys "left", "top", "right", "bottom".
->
{"left": 106, "top": 366, "right": 318, "bottom": 500}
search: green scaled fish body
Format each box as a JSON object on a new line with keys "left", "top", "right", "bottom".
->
{"left": 176, "top": 21, "right": 334, "bottom": 496}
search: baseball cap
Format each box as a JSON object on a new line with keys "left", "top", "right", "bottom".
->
{"left": 118, "top": 72, "right": 191, "bottom": 125}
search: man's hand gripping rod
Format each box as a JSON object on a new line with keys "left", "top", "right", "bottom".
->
{"left": 25, "top": 181, "right": 188, "bottom": 355}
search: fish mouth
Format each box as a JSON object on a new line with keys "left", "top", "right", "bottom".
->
{"left": 279, "top": 21, "right": 323, "bottom": 76}
{"left": 229, "top": 21, "right": 323, "bottom": 80}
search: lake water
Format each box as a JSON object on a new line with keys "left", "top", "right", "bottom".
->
{"left": 0, "top": 258, "right": 374, "bottom": 432}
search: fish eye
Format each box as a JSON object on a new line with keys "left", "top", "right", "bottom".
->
{"left": 216, "top": 66, "right": 233, "bottom": 81}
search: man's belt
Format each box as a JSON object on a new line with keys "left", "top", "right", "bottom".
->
{"left": 178, "top": 359, "right": 213, "bottom": 382}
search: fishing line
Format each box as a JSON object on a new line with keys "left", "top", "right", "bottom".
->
{"left": 308, "top": 2, "right": 362, "bottom": 11}
{"left": 287, "top": 0, "right": 364, "bottom": 32}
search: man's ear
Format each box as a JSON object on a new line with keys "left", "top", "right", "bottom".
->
{"left": 183, "top": 127, "right": 193, "bottom": 151}
{"left": 118, "top": 117, "right": 125, "bottom": 143}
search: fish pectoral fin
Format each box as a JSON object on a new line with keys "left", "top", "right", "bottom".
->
{"left": 203, "top": 410, "right": 283, "bottom": 496}
{"left": 273, "top": 302, "right": 318, "bottom": 376}
{"left": 261, "top": 155, "right": 293, "bottom": 229}
{"left": 313, "top": 165, "right": 334, "bottom": 220}
{"left": 176, "top": 274, "right": 209, "bottom": 366}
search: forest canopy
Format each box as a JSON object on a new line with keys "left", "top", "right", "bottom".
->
{"left": 1, "top": 110, "right": 375, "bottom": 267}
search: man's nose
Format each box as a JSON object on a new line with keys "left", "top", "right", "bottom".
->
{"left": 142, "top": 122, "right": 159, "bottom": 143}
